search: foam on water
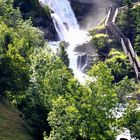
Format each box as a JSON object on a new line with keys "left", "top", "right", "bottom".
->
{"left": 39, "top": 0, "right": 90, "bottom": 83}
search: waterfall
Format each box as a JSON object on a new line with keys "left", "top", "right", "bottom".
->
{"left": 39, "top": 1, "right": 131, "bottom": 139}
{"left": 43, "top": 0, "right": 79, "bottom": 31}
{"left": 39, "top": 0, "right": 90, "bottom": 82}
{"left": 77, "top": 54, "right": 88, "bottom": 71}
{"left": 51, "top": 13, "right": 67, "bottom": 40}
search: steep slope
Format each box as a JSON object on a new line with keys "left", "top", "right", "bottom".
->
{"left": 0, "top": 100, "right": 34, "bottom": 140}
{"left": 13, "top": 0, "right": 57, "bottom": 40}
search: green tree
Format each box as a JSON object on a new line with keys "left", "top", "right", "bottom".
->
{"left": 123, "top": 0, "right": 133, "bottom": 6}
{"left": 114, "top": 77, "right": 135, "bottom": 103}
{"left": 59, "top": 41, "right": 69, "bottom": 67}
{"left": 118, "top": 1, "right": 136, "bottom": 43}
{"left": 0, "top": 0, "right": 44, "bottom": 96}
{"left": 15, "top": 45, "right": 74, "bottom": 139}
{"left": 89, "top": 28, "right": 109, "bottom": 60}
{"left": 120, "top": 101, "right": 140, "bottom": 139}
{"left": 134, "top": 6, "right": 140, "bottom": 54}
{"left": 48, "top": 63, "right": 119, "bottom": 140}
{"left": 106, "top": 49, "right": 133, "bottom": 82}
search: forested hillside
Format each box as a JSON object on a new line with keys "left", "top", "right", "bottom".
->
{"left": 0, "top": 0, "right": 140, "bottom": 140}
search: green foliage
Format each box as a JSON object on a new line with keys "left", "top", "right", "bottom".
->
{"left": 0, "top": 21, "right": 30, "bottom": 95}
{"left": 0, "top": 0, "right": 45, "bottom": 96}
{"left": 90, "top": 32, "right": 108, "bottom": 49}
{"left": 17, "top": 92, "right": 49, "bottom": 140}
{"left": 47, "top": 63, "right": 118, "bottom": 140}
{"left": 123, "top": 0, "right": 133, "bottom": 6}
{"left": 134, "top": 35, "right": 140, "bottom": 55}
{"left": 13, "top": 0, "right": 41, "bottom": 17}
{"left": 0, "top": 0, "right": 22, "bottom": 27}
{"left": 120, "top": 100, "right": 140, "bottom": 139}
{"left": 114, "top": 77, "right": 139, "bottom": 139}
{"left": 0, "top": 2, "right": 47, "bottom": 138}
{"left": 0, "top": 44, "right": 29, "bottom": 95}
{"left": 0, "top": 25, "right": 43, "bottom": 95}
{"left": 114, "top": 77, "right": 136, "bottom": 103}
{"left": 117, "top": 4, "right": 140, "bottom": 55}
{"left": 134, "top": 6, "right": 140, "bottom": 54}
{"left": 29, "top": 46, "right": 72, "bottom": 100}
{"left": 13, "top": 0, "right": 51, "bottom": 25}
{"left": 15, "top": 46, "right": 74, "bottom": 139}
{"left": 0, "top": 1, "right": 139, "bottom": 140}
{"left": 48, "top": 96, "right": 77, "bottom": 140}
{"left": 59, "top": 41, "right": 69, "bottom": 67}
{"left": 13, "top": 0, "right": 56, "bottom": 40}
{"left": 106, "top": 49, "right": 133, "bottom": 82}
{"left": 117, "top": 4, "right": 135, "bottom": 41}
{"left": 89, "top": 28, "right": 109, "bottom": 60}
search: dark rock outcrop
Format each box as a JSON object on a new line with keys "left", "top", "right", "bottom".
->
{"left": 69, "top": 0, "right": 94, "bottom": 28}
{"left": 69, "top": 0, "right": 122, "bottom": 29}
{"left": 74, "top": 41, "right": 99, "bottom": 71}
{"left": 14, "top": 0, "right": 57, "bottom": 40}
{"left": 34, "top": 10, "right": 57, "bottom": 40}
{"left": 74, "top": 41, "right": 96, "bottom": 54}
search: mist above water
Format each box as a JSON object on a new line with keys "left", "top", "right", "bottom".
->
{"left": 78, "top": 0, "right": 121, "bottom": 29}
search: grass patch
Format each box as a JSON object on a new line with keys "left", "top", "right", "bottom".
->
{"left": 0, "top": 100, "right": 34, "bottom": 140}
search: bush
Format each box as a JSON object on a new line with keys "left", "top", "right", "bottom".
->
{"left": 106, "top": 49, "right": 134, "bottom": 82}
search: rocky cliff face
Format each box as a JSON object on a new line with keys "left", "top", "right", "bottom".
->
{"left": 69, "top": 0, "right": 122, "bottom": 29}
{"left": 14, "top": 0, "right": 57, "bottom": 40}
{"left": 34, "top": 8, "right": 57, "bottom": 41}
{"left": 69, "top": 0, "right": 93, "bottom": 28}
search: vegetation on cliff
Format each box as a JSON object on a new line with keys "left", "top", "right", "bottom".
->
{"left": 117, "top": 0, "right": 140, "bottom": 56}
{"left": 0, "top": 0, "right": 140, "bottom": 140}
{"left": 13, "top": 0, "right": 56, "bottom": 40}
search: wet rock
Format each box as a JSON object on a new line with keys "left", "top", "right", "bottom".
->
{"left": 32, "top": 11, "right": 57, "bottom": 41}
{"left": 74, "top": 41, "right": 97, "bottom": 54}
{"left": 77, "top": 53, "right": 87, "bottom": 70}
{"left": 74, "top": 41, "right": 99, "bottom": 72}
{"left": 77, "top": 53, "right": 99, "bottom": 72}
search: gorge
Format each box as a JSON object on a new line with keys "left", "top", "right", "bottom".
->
{"left": 39, "top": 0, "right": 92, "bottom": 82}
{"left": 40, "top": 0, "right": 132, "bottom": 139}
{"left": 39, "top": 0, "right": 123, "bottom": 83}
{"left": 0, "top": 1, "right": 140, "bottom": 140}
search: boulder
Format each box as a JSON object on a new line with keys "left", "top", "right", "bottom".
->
{"left": 74, "top": 41, "right": 97, "bottom": 54}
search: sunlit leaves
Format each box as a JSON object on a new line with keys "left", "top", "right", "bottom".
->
{"left": 47, "top": 63, "right": 118, "bottom": 140}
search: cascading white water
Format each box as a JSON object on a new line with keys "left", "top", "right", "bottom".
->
{"left": 39, "top": 1, "right": 132, "bottom": 139}
{"left": 39, "top": 0, "right": 90, "bottom": 83}
{"left": 51, "top": 13, "right": 67, "bottom": 40}
{"left": 41, "top": 0, "right": 79, "bottom": 31}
